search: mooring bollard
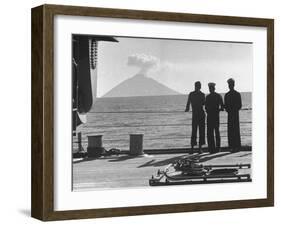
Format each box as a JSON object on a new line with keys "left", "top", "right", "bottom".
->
{"left": 87, "top": 135, "right": 103, "bottom": 157}
{"left": 129, "top": 134, "right": 144, "bottom": 156}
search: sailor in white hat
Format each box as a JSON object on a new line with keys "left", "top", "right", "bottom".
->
{"left": 205, "top": 82, "right": 224, "bottom": 153}
{"left": 208, "top": 82, "right": 216, "bottom": 88}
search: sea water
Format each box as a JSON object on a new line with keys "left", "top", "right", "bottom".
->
{"left": 74, "top": 93, "right": 252, "bottom": 151}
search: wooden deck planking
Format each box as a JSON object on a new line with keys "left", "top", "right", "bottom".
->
{"left": 73, "top": 151, "right": 252, "bottom": 191}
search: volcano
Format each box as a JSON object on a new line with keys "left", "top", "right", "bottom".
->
{"left": 103, "top": 74, "right": 180, "bottom": 97}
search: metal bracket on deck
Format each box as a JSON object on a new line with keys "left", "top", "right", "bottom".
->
{"left": 149, "top": 162, "right": 252, "bottom": 186}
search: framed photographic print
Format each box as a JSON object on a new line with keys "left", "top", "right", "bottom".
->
{"left": 31, "top": 4, "right": 274, "bottom": 221}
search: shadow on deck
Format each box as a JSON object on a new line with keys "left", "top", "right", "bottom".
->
{"left": 73, "top": 150, "right": 239, "bottom": 168}
{"left": 137, "top": 152, "right": 233, "bottom": 168}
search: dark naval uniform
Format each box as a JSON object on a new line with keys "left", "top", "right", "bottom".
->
{"left": 186, "top": 91, "right": 206, "bottom": 146}
{"left": 205, "top": 92, "right": 223, "bottom": 153}
{"left": 224, "top": 90, "right": 242, "bottom": 149}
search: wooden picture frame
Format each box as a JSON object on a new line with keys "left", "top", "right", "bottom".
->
{"left": 31, "top": 4, "right": 274, "bottom": 221}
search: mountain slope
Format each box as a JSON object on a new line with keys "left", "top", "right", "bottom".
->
{"left": 103, "top": 74, "right": 180, "bottom": 97}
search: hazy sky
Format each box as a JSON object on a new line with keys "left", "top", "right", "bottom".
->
{"left": 95, "top": 37, "right": 253, "bottom": 97}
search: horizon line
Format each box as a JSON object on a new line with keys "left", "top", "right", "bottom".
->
{"left": 97, "top": 91, "right": 252, "bottom": 99}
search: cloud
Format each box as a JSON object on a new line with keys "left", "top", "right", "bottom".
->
{"left": 127, "top": 54, "right": 159, "bottom": 75}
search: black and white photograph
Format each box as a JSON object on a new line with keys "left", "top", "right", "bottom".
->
{"left": 72, "top": 34, "right": 253, "bottom": 191}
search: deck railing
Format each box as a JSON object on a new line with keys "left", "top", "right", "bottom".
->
{"left": 73, "top": 109, "right": 252, "bottom": 154}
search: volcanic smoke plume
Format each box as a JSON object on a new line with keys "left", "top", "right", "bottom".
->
{"left": 127, "top": 54, "right": 159, "bottom": 75}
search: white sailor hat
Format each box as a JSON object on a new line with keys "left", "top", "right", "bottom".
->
{"left": 208, "top": 82, "right": 216, "bottom": 87}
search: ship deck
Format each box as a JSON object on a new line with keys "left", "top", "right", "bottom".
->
{"left": 73, "top": 150, "right": 252, "bottom": 191}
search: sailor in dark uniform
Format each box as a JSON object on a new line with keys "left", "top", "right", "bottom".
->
{"left": 224, "top": 78, "right": 242, "bottom": 152}
{"left": 185, "top": 81, "right": 206, "bottom": 153}
{"left": 205, "top": 83, "right": 224, "bottom": 153}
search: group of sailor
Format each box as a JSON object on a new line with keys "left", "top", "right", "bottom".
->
{"left": 185, "top": 78, "right": 242, "bottom": 154}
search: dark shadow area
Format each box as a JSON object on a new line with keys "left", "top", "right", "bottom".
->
{"left": 73, "top": 150, "right": 245, "bottom": 165}
{"left": 73, "top": 154, "right": 147, "bottom": 164}
{"left": 138, "top": 159, "right": 155, "bottom": 167}
{"left": 198, "top": 152, "right": 232, "bottom": 163}
{"left": 137, "top": 152, "right": 233, "bottom": 168}
{"left": 73, "top": 155, "right": 124, "bottom": 164}
{"left": 73, "top": 157, "right": 99, "bottom": 164}
{"left": 138, "top": 154, "right": 194, "bottom": 168}
{"left": 18, "top": 209, "right": 30, "bottom": 217}
{"left": 108, "top": 155, "right": 144, "bottom": 162}
{"left": 237, "top": 153, "right": 252, "bottom": 158}
{"left": 142, "top": 145, "right": 251, "bottom": 155}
